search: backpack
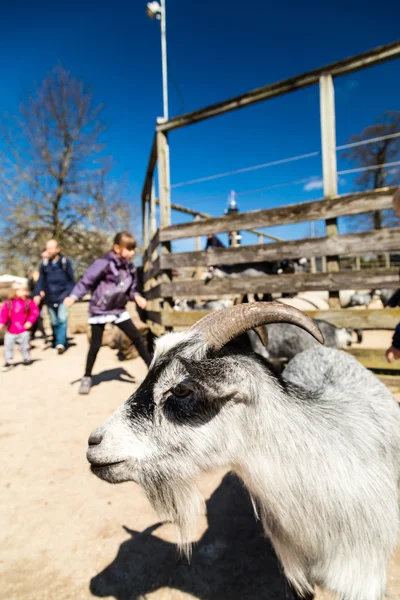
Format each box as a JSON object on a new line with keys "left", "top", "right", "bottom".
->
{"left": 42, "top": 256, "right": 68, "bottom": 274}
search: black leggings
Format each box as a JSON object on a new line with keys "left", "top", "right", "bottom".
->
{"left": 85, "top": 319, "right": 152, "bottom": 377}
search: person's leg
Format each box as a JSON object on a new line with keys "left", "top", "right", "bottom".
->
{"left": 79, "top": 323, "right": 105, "bottom": 394}
{"left": 47, "top": 305, "right": 57, "bottom": 347}
{"left": 19, "top": 332, "right": 31, "bottom": 363}
{"left": 3, "top": 332, "right": 15, "bottom": 365}
{"left": 54, "top": 303, "right": 68, "bottom": 349}
{"left": 84, "top": 324, "right": 105, "bottom": 377}
{"left": 39, "top": 313, "right": 46, "bottom": 337}
{"left": 30, "top": 315, "right": 38, "bottom": 340}
{"left": 116, "top": 319, "right": 152, "bottom": 367}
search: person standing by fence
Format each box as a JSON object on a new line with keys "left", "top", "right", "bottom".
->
{"left": 34, "top": 240, "right": 75, "bottom": 354}
{"left": 385, "top": 187, "right": 400, "bottom": 363}
{"left": 63, "top": 232, "right": 152, "bottom": 395}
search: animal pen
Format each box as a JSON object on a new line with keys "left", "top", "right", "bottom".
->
{"left": 141, "top": 41, "right": 400, "bottom": 376}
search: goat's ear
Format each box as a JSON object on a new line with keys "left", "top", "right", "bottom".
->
{"left": 253, "top": 325, "right": 268, "bottom": 347}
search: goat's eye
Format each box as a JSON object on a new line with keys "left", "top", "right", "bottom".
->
{"left": 172, "top": 384, "right": 191, "bottom": 398}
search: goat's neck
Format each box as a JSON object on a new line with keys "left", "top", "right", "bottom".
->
{"left": 233, "top": 370, "right": 316, "bottom": 504}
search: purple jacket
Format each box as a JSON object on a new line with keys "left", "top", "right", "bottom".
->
{"left": 71, "top": 252, "right": 137, "bottom": 316}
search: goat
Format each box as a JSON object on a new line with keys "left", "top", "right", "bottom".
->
{"left": 380, "top": 288, "right": 400, "bottom": 308}
{"left": 246, "top": 319, "right": 356, "bottom": 364}
{"left": 173, "top": 298, "right": 234, "bottom": 312}
{"left": 87, "top": 303, "right": 400, "bottom": 600}
{"left": 346, "top": 290, "right": 378, "bottom": 308}
{"left": 204, "top": 258, "right": 309, "bottom": 282}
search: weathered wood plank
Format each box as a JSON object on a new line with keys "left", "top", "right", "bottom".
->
{"left": 143, "top": 257, "right": 161, "bottom": 283}
{"left": 143, "top": 284, "right": 162, "bottom": 300}
{"left": 157, "top": 42, "right": 400, "bottom": 132}
{"left": 376, "top": 375, "right": 400, "bottom": 390}
{"left": 146, "top": 310, "right": 211, "bottom": 327}
{"left": 345, "top": 348, "right": 400, "bottom": 371}
{"left": 154, "top": 269, "right": 399, "bottom": 298}
{"left": 159, "top": 228, "right": 400, "bottom": 269}
{"left": 145, "top": 308, "right": 400, "bottom": 330}
{"left": 305, "top": 308, "right": 400, "bottom": 330}
{"left": 155, "top": 199, "right": 283, "bottom": 242}
{"left": 144, "top": 229, "right": 160, "bottom": 264}
{"left": 146, "top": 311, "right": 163, "bottom": 325}
{"left": 157, "top": 131, "right": 171, "bottom": 228}
{"left": 158, "top": 188, "right": 396, "bottom": 241}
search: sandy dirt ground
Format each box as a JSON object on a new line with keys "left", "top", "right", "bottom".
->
{"left": 1, "top": 332, "right": 400, "bottom": 600}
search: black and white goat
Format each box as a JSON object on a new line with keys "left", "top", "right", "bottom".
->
{"left": 87, "top": 303, "right": 400, "bottom": 600}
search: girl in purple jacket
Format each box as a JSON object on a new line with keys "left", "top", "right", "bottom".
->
{"left": 64, "top": 232, "right": 152, "bottom": 394}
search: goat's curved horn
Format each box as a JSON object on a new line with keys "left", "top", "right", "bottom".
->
{"left": 189, "top": 302, "right": 324, "bottom": 350}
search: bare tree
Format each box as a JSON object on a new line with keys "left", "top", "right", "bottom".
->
{"left": 341, "top": 111, "right": 400, "bottom": 230}
{"left": 0, "top": 65, "right": 132, "bottom": 275}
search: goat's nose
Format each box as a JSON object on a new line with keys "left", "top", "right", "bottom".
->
{"left": 88, "top": 429, "right": 104, "bottom": 446}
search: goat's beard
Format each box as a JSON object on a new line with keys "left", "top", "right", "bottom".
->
{"left": 140, "top": 473, "right": 204, "bottom": 558}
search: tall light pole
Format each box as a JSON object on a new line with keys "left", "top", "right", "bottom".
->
{"left": 146, "top": 0, "right": 169, "bottom": 122}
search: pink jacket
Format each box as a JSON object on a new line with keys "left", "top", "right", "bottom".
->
{"left": 0, "top": 298, "right": 39, "bottom": 334}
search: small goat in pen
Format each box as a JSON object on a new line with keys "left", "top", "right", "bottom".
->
{"left": 87, "top": 303, "right": 400, "bottom": 600}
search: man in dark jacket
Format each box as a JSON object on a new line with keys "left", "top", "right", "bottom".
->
{"left": 34, "top": 239, "right": 74, "bottom": 353}
{"left": 385, "top": 187, "right": 400, "bottom": 363}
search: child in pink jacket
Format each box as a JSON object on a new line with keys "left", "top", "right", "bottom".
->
{"left": 0, "top": 282, "right": 39, "bottom": 371}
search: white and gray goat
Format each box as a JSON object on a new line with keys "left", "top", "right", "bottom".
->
{"left": 246, "top": 319, "right": 356, "bottom": 363}
{"left": 87, "top": 303, "right": 400, "bottom": 600}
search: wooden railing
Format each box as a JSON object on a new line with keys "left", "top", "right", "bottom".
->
{"left": 140, "top": 41, "right": 400, "bottom": 334}
{"left": 141, "top": 187, "right": 400, "bottom": 331}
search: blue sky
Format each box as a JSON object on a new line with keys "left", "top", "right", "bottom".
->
{"left": 0, "top": 0, "right": 399, "bottom": 252}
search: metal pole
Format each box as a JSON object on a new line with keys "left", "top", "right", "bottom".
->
{"left": 160, "top": 0, "right": 169, "bottom": 121}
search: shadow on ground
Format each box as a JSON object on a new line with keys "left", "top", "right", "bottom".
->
{"left": 90, "top": 473, "right": 307, "bottom": 600}
{"left": 71, "top": 368, "right": 136, "bottom": 387}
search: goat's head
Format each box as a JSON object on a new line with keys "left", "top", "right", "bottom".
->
{"left": 87, "top": 303, "right": 323, "bottom": 549}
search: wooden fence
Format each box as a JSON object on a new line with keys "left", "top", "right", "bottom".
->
{"left": 139, "top": 41, "right": 400, "bottom": 354}
{"left": 142, "top": 186, "right": 400, "bottom": 329}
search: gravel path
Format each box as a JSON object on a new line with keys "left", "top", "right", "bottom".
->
{"left": 1, "top": 333, "right": 399, "bottom": 599}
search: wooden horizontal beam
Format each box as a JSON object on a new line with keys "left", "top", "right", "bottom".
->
{"left": 305, "top": 308, "right": 400, "bottom": 330}
{"left": 149, "top": 269, "right": 399, "bottom": 298}
{"left": 345, "top": 348, "right": 400, "bottom": 372}
{"left": 376, "top": 375, "right": 400, "bottom": 390}
{"left": 146, "top": 310, "right": 211, "bottom": 327}
{"left": 158, "top": 188, "right": 396, "bottom": 241}
{"left": 160, "top": 228, "right": 400, "bottom": 269}
{"left": 156, "top": 200, "right": 283, "bottom": 242}
{"left": 157, "top": 41, "right": 400, "bottom": 132}
{"left": 145, "top": 308, "right": 400, "bottom": 330}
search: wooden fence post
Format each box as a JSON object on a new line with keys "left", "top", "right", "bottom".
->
{"left": 320, "top": 73, "right": 340, "bottom": 308}
{"left": 150, "top": 181, "right": 157, "bottom": 238}
{"left": 194, "top": 215, "right": 203, "bottom": 281}
{"left": 144, "top": 180, "right": 159, "bottom": 318}
{"left": 157, "top": 130, "right": 174, "bottom": 329}
{"left": 143, "top": 197, "right": 149, "bottom": 251}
